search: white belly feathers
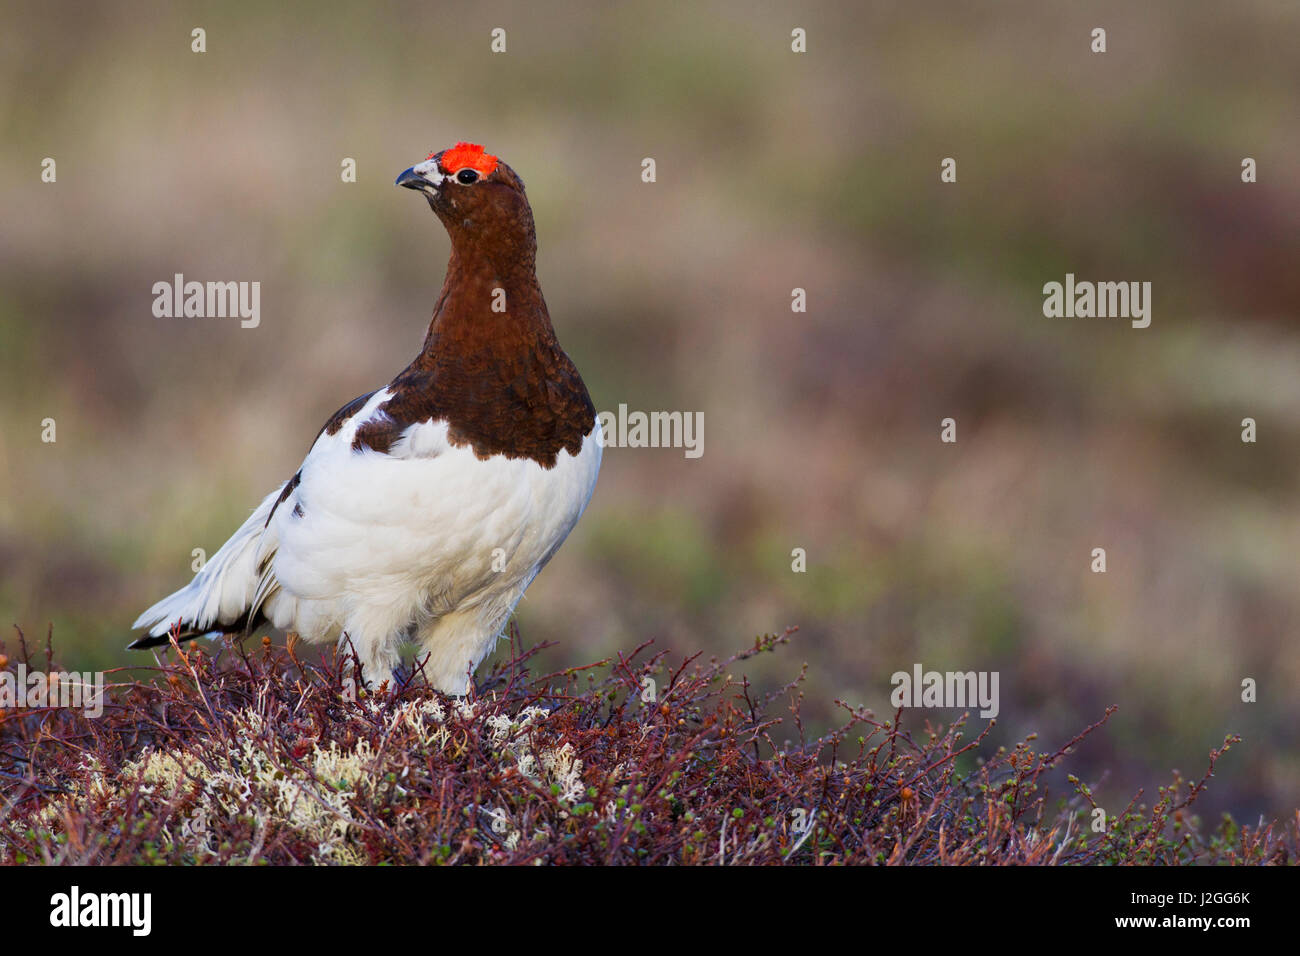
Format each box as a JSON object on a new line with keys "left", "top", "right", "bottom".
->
{"left": 258, "top": 391, "right": 602, "bottom": 691}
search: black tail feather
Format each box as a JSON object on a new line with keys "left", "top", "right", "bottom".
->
{"left": 126, "top": 611, "right": 267, "bottom": 650}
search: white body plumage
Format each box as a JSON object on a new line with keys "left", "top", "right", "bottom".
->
{"left": 133, "top": 389, "right": 602, "bottom": 693}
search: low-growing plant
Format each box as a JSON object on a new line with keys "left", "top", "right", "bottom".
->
{"left": 0, "top": 625, "right": 1293, "bottom": 865}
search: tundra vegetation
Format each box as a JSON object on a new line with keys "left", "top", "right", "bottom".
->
{"left": 1, "top": 628, "right": 1291, "bottom": 865}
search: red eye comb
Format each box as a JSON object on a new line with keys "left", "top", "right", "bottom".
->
{"left": 434, "top": 142, "right": 499, "bottom": 177}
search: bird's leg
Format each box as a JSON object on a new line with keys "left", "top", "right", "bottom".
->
{"left": 337, "top": 627, "right": 401, "bottom": 697}
{"left": 391, "top": 660, "right": 413, "bottom": 689}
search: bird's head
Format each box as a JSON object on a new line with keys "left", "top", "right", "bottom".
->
{"left": 396, "top": 143, "right": 535, "bottom": 257}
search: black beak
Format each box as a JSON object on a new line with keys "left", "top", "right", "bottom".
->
{"left": 395, "top": 167, "right": 425, "bottom": 189}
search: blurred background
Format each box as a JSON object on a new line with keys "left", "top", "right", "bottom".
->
{"left": 2, "top": 1, "right": 1297, "bottom": 822}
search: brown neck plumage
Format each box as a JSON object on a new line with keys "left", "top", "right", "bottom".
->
{"left": 325, "top": 166, "right": 596, "bottom": 466}
{"left": 344, "top": 202, "right": 595, "bottom": 468}
{"left": 417, "top": 237, "right": 556, "bottom": 370}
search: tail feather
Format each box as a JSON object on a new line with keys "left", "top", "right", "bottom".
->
{"left": 130, "top": 484, "right": 286, "bottom": 647}
{"left": 126, "top": 611, "right": 266, "bottom": 649}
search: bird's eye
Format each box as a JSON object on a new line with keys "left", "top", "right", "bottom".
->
{"left": 456, "top": 168, "right": 478, "bottom": 184}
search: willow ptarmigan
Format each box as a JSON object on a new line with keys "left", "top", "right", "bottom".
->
{"left": 131, "top": 143, "right": 602, "bottom": 694}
